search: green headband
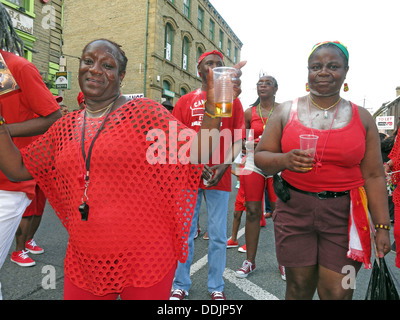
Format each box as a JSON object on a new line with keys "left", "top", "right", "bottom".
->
{"left": 309, "top": 41, "right": 349, "bottom": 61}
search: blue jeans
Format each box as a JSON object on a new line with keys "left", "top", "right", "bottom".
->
{"left": 173, "top": 188, "right": 229, "bottom": 293}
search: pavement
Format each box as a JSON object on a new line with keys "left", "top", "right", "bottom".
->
{"left": 0, "top": 179, "right": 400, "bottom": 301}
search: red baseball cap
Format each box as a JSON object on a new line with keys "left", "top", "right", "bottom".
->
{"left": 197, "top": 50, "right": 223, "bottom": 67}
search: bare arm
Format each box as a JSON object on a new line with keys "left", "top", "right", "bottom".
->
{"left": 0, "top": 110, "right": 61, "bottom": 182}
{"left": 359, "top": 107, "right": 391, "bottom": 257}
{"left": 0, "top": 125, "right": 32, "bottom": 181}
{"left": 7, "top": 109, "right": 62, "bottom": 137}
{"left": 205, "top": 138, "right": 243, "bottom": 187}
{"left": 190, "top": 61, "right": 246, "bottom": 164}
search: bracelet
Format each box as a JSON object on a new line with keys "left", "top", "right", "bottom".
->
{"left": 0, "top": 116, "right": 5, "bottom": 126}
{"left": 375, "top": 224, "right": 391, "bottom": 231}
{"left": 203, "top": 100, "right": 219, "bottom": 119}
{"left": 384, "top": 162, "right": 393, "bottom": 168}
{"left": 204, "top": 110, "right": 218, "bottom": 118}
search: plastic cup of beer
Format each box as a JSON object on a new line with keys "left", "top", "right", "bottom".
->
{"left": 213, "top": 67, "right": 237, "bottom": 117}
{"left": 300, "top": 134, "right": 319, "bottom": 159}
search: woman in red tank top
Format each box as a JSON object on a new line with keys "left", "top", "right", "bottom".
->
{"left": 233, "top": 75, "right": 281, "bottom": 279}
{"left": 255, "top": 41, "right": 391, "bottom": 300}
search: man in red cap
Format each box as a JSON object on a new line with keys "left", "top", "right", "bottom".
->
{"left": 170, "top": 51, "right": 246, "bottom": 300}
{"left": 197, "top": 50, "right": 223, "bottom": 77}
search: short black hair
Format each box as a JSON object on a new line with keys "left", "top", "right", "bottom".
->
{"left": 82, "top": 39, "right": 128, "bottom": 74}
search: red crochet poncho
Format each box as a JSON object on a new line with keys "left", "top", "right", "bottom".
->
{"left": 21, "top": 98, "right": 202, "bottom": 296}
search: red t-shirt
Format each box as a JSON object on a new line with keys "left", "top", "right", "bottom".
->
{"left": 0, "top": 50, "right": 60, "bottom": 198}
{"left": 281, "top": 99, "right": 365, "bottom": 192}
{"left": 173, "top": 89, "right": 245, "bottom": 191}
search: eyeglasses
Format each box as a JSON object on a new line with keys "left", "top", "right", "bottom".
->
{"left": 257, "top": 81, "right": 275, "bottom": 87}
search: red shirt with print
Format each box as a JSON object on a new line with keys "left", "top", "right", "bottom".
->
{"left": 173, "top": 89, "right": 245, "bottom": 192}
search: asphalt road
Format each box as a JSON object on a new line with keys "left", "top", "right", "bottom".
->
{"left": 0, "top": 178, "right": 399, "bottom": 301}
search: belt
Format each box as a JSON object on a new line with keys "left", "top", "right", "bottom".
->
{"left": 286, "top": 183, "right": 349, "bottom": 200}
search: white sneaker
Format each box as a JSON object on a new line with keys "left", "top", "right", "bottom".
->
{"left": 170, "top": 289, "right": 188, "bottom": 300}
{"left": 235, "top": 259, "right": 255, "bottom": 278}
{"left": 279, "top": 265, "right": 286, "bottom": 281}
{"left": 211, "top": 291, "right": 226, "bottom": 300}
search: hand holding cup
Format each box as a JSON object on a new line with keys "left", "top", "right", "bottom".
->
{"left": 205, "top": 61, "right": 246, "bottom": 118}
{"left": 299, "top": 134, "right": 318, "bottom": 171}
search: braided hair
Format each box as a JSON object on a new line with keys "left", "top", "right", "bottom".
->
{"left": 0, "top": 3, "right": 24, "bottom": 56}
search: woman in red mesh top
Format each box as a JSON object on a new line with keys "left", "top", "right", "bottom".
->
{"left": 0, "top": 39, "right": 245, "bottom": 300}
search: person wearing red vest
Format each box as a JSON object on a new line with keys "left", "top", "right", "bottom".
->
{"left": 255, "top": 41, "right": 391, "bottom": 300}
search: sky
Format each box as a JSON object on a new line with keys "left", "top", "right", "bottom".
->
{"left": 210, "top": 0, "right": 400, "bottom": 114}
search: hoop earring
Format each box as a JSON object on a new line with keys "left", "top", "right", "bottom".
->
{"left": 344, "top": 83, "right": 349, "bottom": 92}
{"left": 306, "top": 83, "right": 310, "bottom": 92}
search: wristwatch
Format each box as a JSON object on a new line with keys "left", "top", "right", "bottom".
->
{"left": 0, "top": 116, "right": 5, "bottom": 125}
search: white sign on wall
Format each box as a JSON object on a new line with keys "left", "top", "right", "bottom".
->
{"left": 376, "top": 116, "right": 395, "bottom": 130}
{"left": 6, "top": 8, "right": 33, "bottom": 35}
{"left": 124, "top": 94, "right": 144, "bottom": 100}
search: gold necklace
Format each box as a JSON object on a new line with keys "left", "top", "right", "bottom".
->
{"left": 85, "top": 102, "right": 114, "bottom": 118}
{"left": 258, "top": 103, "right": 274, "bottom": 129}
{"left": 309, "top": 95, "right": 341, "bottom": 119}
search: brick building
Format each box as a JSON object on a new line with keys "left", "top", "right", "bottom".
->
{"left": 61, "top": 0, "right": 242, "bottom": 110}
{"left": 373, "top": 87, "right": 400, "bottom": 135}
{"left": 1, "top": 0, "right": 63, "bottom": 95}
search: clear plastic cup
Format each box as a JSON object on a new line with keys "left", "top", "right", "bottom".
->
{"left": 299, "top": 134, "right": 319, "bottom": 159}
{"left": 213, "top": 67, "right": 237, "bottom": 117}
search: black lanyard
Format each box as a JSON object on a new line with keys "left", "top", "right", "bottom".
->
{"left": 79, "top": 96, "right": 119, "bottom": 220}
{"left": 81, "top": 108, "right": 112, "bottom": 179}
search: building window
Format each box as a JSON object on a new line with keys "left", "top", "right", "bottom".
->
{"left": 180, "top": 87, "right": 188, "bottom": 97}
{"left": 196, "top": 47, "right": 204, "bottom": 77}
{"left": 182, "top": 37, "right": 189, "bottom": 71}
{"left": 234, "top": 47, "right": 238, "bottom": 64}
{"left": 6, "top": 0, "right": 22, "bottom": 5}
{"left": 219, "top": 30, "right": 224, "bottom": 50}
{"left": 163, "top": 80, "right": 175, "bottom": 103}
{"left": 209, "top": 19, "right": 215, "bottom": 41}
{"left": 2, "top": 0, "right": 35, "bottom": 17}
{"left": 227, "top": 40, "right": 231, "bottom": 58}
{"left": 197, "top": 7, "right": 204, "bottom": 31}
{"left": 183, "top": 0, "right": 190, "bottom": 18}
{"left": 164, "top": 23, "right": 173, "bottom": 61}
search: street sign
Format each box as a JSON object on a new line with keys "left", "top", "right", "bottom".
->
{"left": 376, "top": 116, "right": 395, "bottom": 130}
{"left": 55, "top": 71, "right": 71, "bottom": 90}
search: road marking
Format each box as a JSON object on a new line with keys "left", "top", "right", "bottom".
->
{"left": 190, "top": 226, "right": 280, "bottom": 300}
{"left": 190, "top": 227, "right": 245, "bottom": 276}
{"left": 223, "top": 268, "right": 279, "bottom": 300}
{"left": 190, "top": 254, "right": 208, "bottom": 276}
